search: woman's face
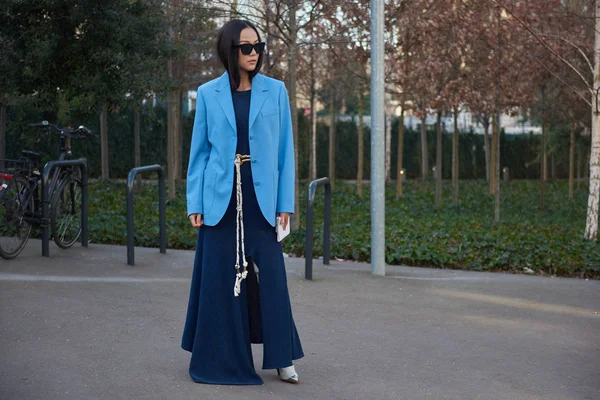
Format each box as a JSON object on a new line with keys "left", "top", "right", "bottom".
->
{"left": 238, "top": 27, "right": 260, "bottom": 73}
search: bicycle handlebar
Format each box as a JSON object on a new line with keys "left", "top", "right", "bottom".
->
{"left": 28, "top": 121, "right": 94, "bottom": 139}
{"left": 28, "top": 121, "right": 51, "bottom": 127}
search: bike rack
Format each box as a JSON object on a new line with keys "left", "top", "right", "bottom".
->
{"left": 126, "top": 164, "right": 166, "bottom": 266}
{"left": 41, "top": 158, "right": 89, "bottom": 257}
{"left": 305, "top": 177, "right": 331, "bottom": 280}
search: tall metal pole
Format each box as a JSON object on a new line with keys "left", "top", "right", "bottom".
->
{"left": 370, "top": 0, "right": 385, "bottom": 276}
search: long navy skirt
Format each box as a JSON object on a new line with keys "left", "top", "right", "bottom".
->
{"left": 181, "top": 166, "right": 304, "bottom": 385}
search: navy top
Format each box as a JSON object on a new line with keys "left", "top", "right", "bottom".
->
{"left": 232, "top": 89, "right": 251, "bottom": 155}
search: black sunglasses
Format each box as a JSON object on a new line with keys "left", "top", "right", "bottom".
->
{"left": 234, "top": 42, "right": 266, "bottom": 55}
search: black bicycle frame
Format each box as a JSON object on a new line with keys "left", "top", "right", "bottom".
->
{"left": 21, "top": 174, "right": 40, "bottom": 224}
{"left": 48, "top": 135, "right": 73, "bottom": 197}
{"left": 41, "top": 158, "right": 89, "bottom": 257}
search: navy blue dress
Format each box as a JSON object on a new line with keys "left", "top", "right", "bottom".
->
{"left": 181, "top": 88, "right": 304, "bottom": 385}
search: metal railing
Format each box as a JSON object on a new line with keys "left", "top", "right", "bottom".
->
{"left": 41, "top": 158, "right": 89, "bottom": 257}
{"left": 305, "top": 177, "right": 331, "bottom": 280}
{"left": 126, "top": 165, "right": 166, "bottom": 266}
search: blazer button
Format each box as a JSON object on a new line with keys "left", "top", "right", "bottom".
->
{"left": 255, "top": 182, "right": 260, "bottom": 186}
{"left": 251, "top": 160, "right": 257, "bottom": 164}
{"left": 249, "top": 135, "right": 254, "bottom": 140}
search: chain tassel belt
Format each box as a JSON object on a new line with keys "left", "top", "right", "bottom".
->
{"left": 233, "top": 154, "right": 259, "bottom": 297}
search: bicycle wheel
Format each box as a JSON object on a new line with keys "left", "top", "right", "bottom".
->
{"left": 51, "top": 177, "right": 83, "bottom": 249}
{"left": 0, "top": 176, "right": 33, "bottom": 259}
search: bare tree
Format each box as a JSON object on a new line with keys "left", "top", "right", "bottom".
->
{"left": 488, "top": 0, "right": 598, "bottom": 237}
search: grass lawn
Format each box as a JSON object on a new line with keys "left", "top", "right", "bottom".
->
{"left": 86, "top": 179, "right": 599, "bottom": 279}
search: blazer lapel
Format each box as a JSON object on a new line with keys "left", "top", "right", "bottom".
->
{"left": 214, "top": 72, "right": 237, "bottom": 133}
{"left": 249, "top": 74, "right": 269, "bottom": 130}
{"left": 213, "top": 72, "right": 269, "bottom": 132}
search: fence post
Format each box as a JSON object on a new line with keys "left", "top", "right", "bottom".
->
{"left": 305, "top": 177, "right": 331, "bottom": 280}
{"left": 126, "top": 164, "right": 166, "bottom": 266}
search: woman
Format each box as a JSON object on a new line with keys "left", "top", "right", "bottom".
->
{"left": 181, "top": 19, "right": 304, "bottom": 386}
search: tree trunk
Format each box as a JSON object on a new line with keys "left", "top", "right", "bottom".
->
{"left": 328, "top": 93, "right": 336, "bottom": 190}
{"left": 357, "top": 89, "right": 364, "bottom": 199}
{"left": 494, "top": 4, "right": 502, "bottom": 223}
{"left": 490, "top": 115, "right": 497, "bottom": 195}
{"left": 585, "top": 147, "right": 590, "bottom": 184}
{"left": 396, "top": 106, "right": 404, "bottom": 198}
{"left": 167, "top": 2, "right": 177, "bottom": 199}
{"left": 472, "top": 139, "right": 477, "bottom": 179}
{"left": 309, "top": 45, "right": 317, "bottom": 182}
{"left": 0, "top": 103, "right": 5, "bottom": 171}
{"left": 577, "top": 145, "right": 582, "bottom": 192}
{"left": 585, "top": 92, "right": 599, "bottom": 240}
{"left": 452, "top": 107, "right": 459, "bottom": 207}
{"left": 231, "top": 0, "right": 238, "bottom": 18}
{"left": 435, "top": 110, "right": 442, "bottom": 211}
{"left": 569, "top": 121, "right": 575, "bottom": 200}
{"left": 540, "top": 120, "right": 547, "bottom": 211}
{"left": 483, "top": 117, "right": 490, "bottom": 182}
{"left": 420, "top": 110, "right": 428, "bottom": 181}
{"left": 310, "top": 93, "right": 317, "bottom": 182}
{"left": 584, "top": 2, "right": 600, "bottom": 240}
{"left": 287, "top": 0, "right": 300, "bottom": 231}
{"left": 167, "top": 91, "right": 176, "bottom": 199}
{"left": 100, "top": 109, "right": 109, "bottom": 180}
{"left": 172, "top": 90, "right": 180, "bottom": 187}
{"left": 134, "top": 106, "right": 142, "bottom": 194}
{"left": 263, "top": 0, "right": 272, "bottom": 74}
{"left": 495, "top": 112, "right": 500, "bottom": 222}
{"left": 385, "top": 97, "right": 392, "bottom": 184}
{"left": 176, "top": 90, "right": 184, "bottom": 185}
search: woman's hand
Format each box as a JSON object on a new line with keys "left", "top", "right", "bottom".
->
{"left": 189, "top": 213, "right": 203, "bottom": 228}
{"left": 277, "top": 212, "right": 290, "bottom": 230}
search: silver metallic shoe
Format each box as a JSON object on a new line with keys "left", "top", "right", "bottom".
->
{"left": 277, "top": 365, "right": 299, "bottom": 384}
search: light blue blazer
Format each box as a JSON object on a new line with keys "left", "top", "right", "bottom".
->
{"left": 186, "top": 71, "right": 295, "bottom": 227}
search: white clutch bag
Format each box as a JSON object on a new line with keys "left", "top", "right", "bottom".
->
{"left": 276, "top": 216, "right": 290, "bottom": 242}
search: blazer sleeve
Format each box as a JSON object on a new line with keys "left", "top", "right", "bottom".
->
{"left": 276, "top": 81, "right": 295, "bottom": 214}
{"left": 186, "top": 87, "right": 210, "bottom": 217}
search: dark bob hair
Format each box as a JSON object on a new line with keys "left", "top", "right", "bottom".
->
{"left": 216, "top": 19, "right": 264, "bottom": 90}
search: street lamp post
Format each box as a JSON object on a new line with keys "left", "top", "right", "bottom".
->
{"left": 370, "top": 0, "right": 385, "bottom": 276}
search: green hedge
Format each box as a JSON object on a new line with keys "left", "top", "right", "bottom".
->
{"left": 82, "top": 179, "right": 598, "bottom": 278}
{"left": 284, "top": 180, "right": 599, "bottom": 277}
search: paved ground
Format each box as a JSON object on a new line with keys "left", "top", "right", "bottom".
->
{"left": 1, "top": 240, "right": 599, "bottom": 400}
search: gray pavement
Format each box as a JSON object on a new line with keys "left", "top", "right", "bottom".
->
{"left": 1, "top": 240, "right": 599, "bottom": 400}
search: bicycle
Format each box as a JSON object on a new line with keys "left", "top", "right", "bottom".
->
{"left": 0, "top": 121, "right": 93, "bottom": 259}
